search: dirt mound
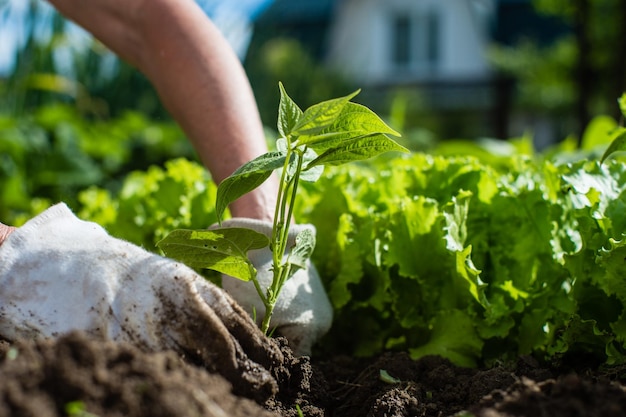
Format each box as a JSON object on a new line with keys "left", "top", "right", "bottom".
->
{"left": 2, "top": 333, "right": 626, "bottom": 416}
{"left": 315, "top": 352, "right": 626, "bottom": 417}
{"left": 0, "top": 332, "right": 273, "bottom": 417}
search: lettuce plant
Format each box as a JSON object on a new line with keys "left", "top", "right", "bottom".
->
{"left": 157, "top": 83, "right": 407, "bottom": 333}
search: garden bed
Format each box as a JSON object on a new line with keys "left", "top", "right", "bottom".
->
{"left": 1, "top": 332, "right": 625, "bottom": 417}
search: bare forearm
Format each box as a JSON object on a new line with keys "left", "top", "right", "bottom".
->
{"left": 133, "top": 2, "right": 268, "bottom": 177}
{"left": 46, "top": 0, "right": 278, "bottom": 220}
{"left": 0, "top": 223, "right": 15, "bottom": 246}
{"left": 135, "top": 1, "right": 279, "bottom": 218}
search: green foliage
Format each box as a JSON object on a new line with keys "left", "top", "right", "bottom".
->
{"left": 296, "top": 115, "right": 626, "bottom": 366}
{"left": 0, "top": 103, "right": 194, "bottom": 225}
{"left": 72, "top": 108, "right": 626, "bottom": 367}
{"left": 600, "top": 93, "right": 626, "bottom": 163}
{"left": 491, "top": 0, "right": 626, "bottom": 135}
{"left": 1, "top": 1, "right": 167, "bottom": 118}
{"left": 65, "top": 401, "right": 99, "bottom": 417}
{"left": 79, "top": 158, "right": 218, "bottom": 250}
{"left": 158, "top": 83, "right": 406, "bottom": 333}
{"left": 157, "top": 228, "right": 268, "bottom": 281}
{"left": 488, "top": 37, "right": 576, "bottom": 112}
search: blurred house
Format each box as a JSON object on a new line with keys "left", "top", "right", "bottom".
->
{"left": 326, "top": 0, "right": 496, "bottom": 111}
{"left": 254, "top": 0, "right": 568, "bottom": 141}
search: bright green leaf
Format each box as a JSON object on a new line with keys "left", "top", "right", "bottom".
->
{"left": 307, "top": 134, "right": 409, "bottom": 167}
{"left": 581, "top": 115, "right": 618, "bottom": 151}
{"left": 277, "top": 82, "right": 303, "bottom": 138}
{"left": 157, "top": 228, "right": 269, "bottom": 281}
{"left": 299, "top": 102, "right": 401, "bottom": 151}
{"left": 619, "top": 93, "right": 626, "bottom": 120}
{"left": 600, "top": 127, "right": 626, "bottom": 163}
{"left": 216, "top": 151, "right": 287, "bottom": 222}
{"left": 291, "top": 90, "right": 360, "bottom": 136}
{"left": 300, "top": 147, "right": 324, "bottom": 182}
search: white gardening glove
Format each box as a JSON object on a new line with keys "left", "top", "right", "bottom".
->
{"left": 214, "top": 218, "right": 333, "bottom": 356}
{"left": 0, "top": 203, "right": 283, "bottom": 403}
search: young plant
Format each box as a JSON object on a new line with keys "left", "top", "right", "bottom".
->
{"left": 157, "top": 83, "right": 407, "bottom": 334}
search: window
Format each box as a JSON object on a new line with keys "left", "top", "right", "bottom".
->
{"left": 390, "top": 8, "right": 440, "bottom": 74}
{"left": 392, "top": 15, "right": 412, "bottom": 67}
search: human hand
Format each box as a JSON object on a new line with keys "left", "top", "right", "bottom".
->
{"left": 0, "top": 222, "right": 15, "bottom": 246}
{"left": 0, "top": 204, "right": 283, "bottom": 402}
{"left": 215, "top": 218, "right": 333, "bottom": 356}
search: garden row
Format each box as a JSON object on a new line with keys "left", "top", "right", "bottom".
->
{"left": 3, "top": 102, "right": 626, "bottom": 367}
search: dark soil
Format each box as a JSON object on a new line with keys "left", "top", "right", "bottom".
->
{"left": 1, "top": 332, "right": 626, "bottom": 417}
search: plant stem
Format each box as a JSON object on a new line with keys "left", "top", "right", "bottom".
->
{"left": 260, "top": 144, "right": 305, "bottom": 334}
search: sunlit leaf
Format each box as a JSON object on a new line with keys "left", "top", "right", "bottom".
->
{"left": 291, "top": 90, "right": 360, "bottom": 136}
{"left": 216, "top": 151, "right": 287, "bottom": 222}
{"left": 618, "top": 93, "right": 626, "bottom": 120}
{"left": 307, "top": 134, "right": 408, "bottom": 167}
{"left": 299, "top": 102, "right": 401, "bottom": 151}
{"left": 299, "top": 146, "right": 324, "bottom": 182}
{"left": 287, "top": 228, "right": 316, "bottom": 271}
{"left": 277, "top": 82, "right": 302, "bottom": 138}
{"left": 600, "top": 127, "right": 626, "bottom": 163}
{"left": 157, "top": 228, "right": 269, "bottom": 281}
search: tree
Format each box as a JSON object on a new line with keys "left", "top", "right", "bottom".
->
{"left": 490, "top": 0, "right": 626, "bottom": 145}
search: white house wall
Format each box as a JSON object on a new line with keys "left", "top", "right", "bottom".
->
{"left": 326, "top": 0, "right": 494, "bottom": 85}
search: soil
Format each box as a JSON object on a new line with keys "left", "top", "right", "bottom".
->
{"left": 1, "top": 332, "right": 625, "bottom": 416}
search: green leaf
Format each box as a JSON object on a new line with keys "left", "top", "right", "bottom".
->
{"left": 299, "top": 102, "right": 401, "bottom": 151}
{"left": 157, "top": 228, "right": 269, "bottom": 281}
{"left": 409, "top": 310, "right": 483, "bottom": 367}
{"left": 619, "top": 93, "right": 626, "bottom": 119}
{"left": 288, "top": 228, "right": 316, "bottom": 270}
{"left": 291, "top": 90, "right": 360, "bottom": 136}
{"left": 307, "top": 134, "right": 409, "bottom": 167}
{"left": 328, "top": 213, "right": 365, "bottom": 309}
{"left": 277, "top": 138, "right": 323, "bottom": 182}
{"left": 581, "top": 115, "right": 618, "bottom": 151}
{"left": 277, "top": 82, "right": 303, "bottom": 138}
{"left": 300, "top": 147, "right": 324, "bottom": 182}
{"left": 600, "top": 127, "right": 626, "bottom": 163}
{"left": 216, "top": 151, "right": 287, "bottom": 222}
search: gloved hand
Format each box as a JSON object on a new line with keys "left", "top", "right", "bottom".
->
{"left": 214, "top": 218, "right": 333, "bottom": 356}
{"left": 0, "top": 203, "right": 282, "bottom": 402}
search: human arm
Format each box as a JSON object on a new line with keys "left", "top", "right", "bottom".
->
{"left": 19, "top": 0, "right": 333, "bottom": 355}
{"left": 0, "top": 223, "right": 14, "bottom": 246}
{"left": 46, "top": 0, "right": 278, "bottom": 221}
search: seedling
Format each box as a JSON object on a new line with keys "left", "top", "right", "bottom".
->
{"left": 158, "top": 83, "right": 407, "bottom": 334}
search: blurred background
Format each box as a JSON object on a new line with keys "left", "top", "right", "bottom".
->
{"left": 1, "top": 0, "right": 626, "bottom": 220}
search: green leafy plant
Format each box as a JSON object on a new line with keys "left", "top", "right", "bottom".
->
{"left": 77, "top": 104, "right": 626, "bottom": 367}
{"left": 600, "top": 93, "right": 626, "bottom": 163}
{"left": 157, "top": 83, "right": 406, "bottom": 333}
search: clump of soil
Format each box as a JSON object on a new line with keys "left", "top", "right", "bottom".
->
{"left": 0, "top": 332, "right": 274, "bottom": 417}
{"left": 2, "top": 332, "right": 626, "bottom": 416}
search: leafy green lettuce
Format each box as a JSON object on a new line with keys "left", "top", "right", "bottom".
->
{"left": 299, "top": 141, "right": 626, "bottom": 366}
{"left": 76, "top": 114, "right": 626, "bottom": 367}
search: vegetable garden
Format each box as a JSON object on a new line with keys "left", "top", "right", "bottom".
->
{"left": 3, "top": 90, "right": 626, "bottom": 416}
{"left": 76, "top": 94, "right": 626, "bottom": 369}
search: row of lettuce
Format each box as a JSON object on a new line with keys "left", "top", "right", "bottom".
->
{"left": 4, "top": 103, "right": 626, "bottom": 367}
{"left": 0, "top": 103, "right": 195, "bottom": 224}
